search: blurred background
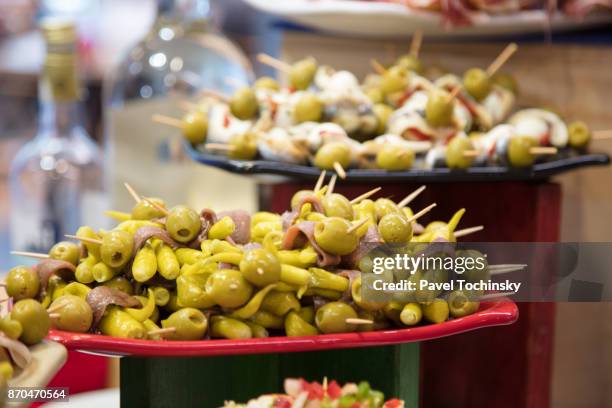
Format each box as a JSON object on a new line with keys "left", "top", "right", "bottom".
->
{"left": 0, "top": 0, "right": 611, "bottom": 406}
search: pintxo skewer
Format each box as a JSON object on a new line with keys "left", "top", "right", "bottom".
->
{"left": 10, "top": 251, "right": 49, "bottom": 260}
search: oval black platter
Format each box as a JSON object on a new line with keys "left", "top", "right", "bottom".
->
{"left": 186, "top": 143, "right": 610, "bottom": 183}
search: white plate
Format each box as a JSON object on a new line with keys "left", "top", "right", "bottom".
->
{"left": 244, "top": 0, "right": 612, "bottom": 37}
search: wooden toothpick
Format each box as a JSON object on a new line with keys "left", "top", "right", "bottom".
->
{"left": 397, "top": 185, "right": 426, "bottom": 209}
{"left": 124, "top": 182, "right": 142, "bottom": 203}
{"left": 65, "top": 235, "right": 102, "bottom": 246}
{"left": 453, "top": 225, "right": 484, "bottom": 238}
{"left": 314, "top": 170, "right": 327, "bottom": 193}
{"left": 486, "top": 43, "right": 518, "bottom": 77}
{"left": 152, "top": 114, "right": 184, "bottom": 128}
{"left": 370, "top": 59, "right": 387, "bottom": 76}
{"left": 10, "top": 251, "right": 49, "bottom": 260}
{"left": 410, "top": 29, "right": 423, "bottom": 58}
{"left": 529, "top": 146, "right": 557, "bottom": 155}
{"left": 347, "top": 218, "right": 368, "bottom": 235}
{"left": 350, "top": 187, "right": 382, "bottom": 205}
{"left": 346, "top": 318, "right": 374, "bottom": 325}
{"left": 333, "top": 162, "right": 347, "bottom": 179}
{"left": 406, "top": 203, "right": 437, "bottom": 223}
{"left": 257, "top": 53, "right": 291, "bottom": 73}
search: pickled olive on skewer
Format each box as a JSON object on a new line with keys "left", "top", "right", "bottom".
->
{"left": 49, "top": 295, "right": 93, "bottom": 333}
{"left": 374, "top": 198, "right": 400, "bottom": 221}
{"left": 161, "top": 308, "right": 208, "bottom": 340}
{"left": 100, "top": 230, "right": 133, "bottom": 269}
{"left": 446, "top": 136, "right": 476, "bottom": 169}
{"left": 315, "top": 302, "right": 358, "bottom": 334}
{"left": 181, "top": 111, "right": 208, "bottom": 144}
{"left": 0, "top": 318, "right": 23, "bottom": 340}
{"left": 463, "top": 68, "right": 491, "bottom": 101}
{"left": 507, "top": 136, "right": 537, "bottom": 167}
{"left": 568, "top": 120, "right": 591, "bottom": 149}
{"left": 240, "top": 248, "right": 281, "bottom": 287}
{"left": 425, "top": 89, "right": 454, "bottom": 128}
{"left": 6, "top": 266, "right": 40, "bottom": 300}
{"left": 205, "top": 269, "right": 253, "bottom": 308}
{"left": 49, "top": 241, "right": 80, "bottom": 265}
{"left": 313, "top": 142, "right": 351, "bottom": 171}
{"left": 227, "top": 132, "right": 258, "bottom": 160}
{"left": 322, "top": 193, "right": 354, "bottom": 220}
{"left": 293, "top": 93, "right": 323, "bottom": 123}
{"left": 314, "top": 217, "right": 361, "bottom": 256}
{"left": 378, "top": 212, "right": 413, "bottom": 244}
{"left": 166, "top": 205, "right": 201, "bottom": 243}
{"left": 396, "top": 54, "right": 423, "bottom": 74}
{"left": 229, "top": 87, "right": 258, "bottom": 120}
{"left": 132, "top": 197, "right": 167, "bottom": 220}
{"left": 103, "top": 276, "right": 134, "bottom": 295}
{"left": 11, "top": 299, "right": 51, "bottom": 345}
{"left": 376, "top": 145, "right": 414, "bottom": 171}
{"left": 380, "top": 66, "right": 409, "bottom": 95}
{"left": 289, "top": 57, "right": 317, "bottom": 90}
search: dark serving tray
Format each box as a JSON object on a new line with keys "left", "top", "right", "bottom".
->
{"left": 186, "top": 143, "right": 610, "bottom": 183}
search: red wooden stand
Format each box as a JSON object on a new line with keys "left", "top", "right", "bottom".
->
{"left": 263, "top": 181, "right": 560, "bottom": 408}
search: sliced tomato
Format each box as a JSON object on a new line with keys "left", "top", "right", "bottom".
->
{"left": 383, "top": 398, "right": 404, "bottom": 408}
{"left": 273, "top": 396, "right": 293, "bottom": 408}
{"left": 326, "top": 381, "right": 342, "bottom": 399}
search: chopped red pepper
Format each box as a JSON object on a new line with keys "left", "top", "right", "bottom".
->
{"left": 384, "top": 398, "right": 403, "bottom": 408}
{"left": 223, "top": 113, "right": 230, "bottom": 128}
{"left": 273, "top": 396, "right": 292, "bottom": 408}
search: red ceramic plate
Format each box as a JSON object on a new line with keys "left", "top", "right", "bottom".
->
{"left": 47, "top": 299, "right": 518, "bottom": 357}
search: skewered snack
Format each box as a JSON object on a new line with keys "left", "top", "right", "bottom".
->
{"left": 222, "top": 378, "right": 404, "bottom": 408}
{"left": 156, "top": 38, "right": 607, "bottom": 176}
{"left": 7, "top": 181, "right": 506, "bottom": 344}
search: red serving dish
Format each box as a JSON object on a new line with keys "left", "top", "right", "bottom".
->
{"left": 47, "top": 299, "right": 518, "bottom": 357}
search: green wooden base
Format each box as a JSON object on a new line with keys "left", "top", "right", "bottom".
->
{"left": 120, "top": 343, "right": 420, "bottom": 408}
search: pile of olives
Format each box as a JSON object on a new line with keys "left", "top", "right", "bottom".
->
{"left": 5, "top": 182, "right": 489, "bottom": 346}
{"left": 157, "top": 47, "right": 602, "bottom": 175}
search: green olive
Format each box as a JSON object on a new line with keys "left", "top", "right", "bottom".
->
{"left": 372, "top": 103, "right": 394, "bottom": 135}
{"left": 376, "top": 145, "right": 414, "bottom": 171}
{"left": 315, "top": 301, "right": 358, "bottom": 334}
{"left": 0, "top": 318, "right": 23, "bottom": 340}
{"left": 378, "top": 212, "right": 413, "bottom": 244}
{"left": 100, "top": 230, "right": 134, "bottom": 268}
{"left": 374, "top": 198, "right": 400, "bottom": 221}
{"left": 49, "top": 241, "right": 81, "bottom": 265}
{"left": 448, "top": 290, "right": 480, "bottom": 318}
{"left": 422, "top": 298, "right": 450, "bottom": 324}
{"left": 49, "top": 295, "right": 93, "bottom": 333}
{"left": 508, "top": 136, "right": 537, "bottom": 167}
{"left": 205, "top": 269, "right": 254, "bottom": 308}
{"left": 166, "top": 205, "right": 201, "bottom": 243}
{"left": 289, "top": 57, "right": 317, "bottom": 90}
{"left": 492, "top": 72, "right": 518, "bottom": 95}
{"left": 367, "top": 88, "right": 384, "bottom": 104}
{"left": 161, "top": 308, "right": 208, "bottom": 340}
{"left": 103, "top": 276, "right": 134, "bottom": 295}
{"left": 463, "top": 68, "right": 491, "bottom": 101}
{"left": 396, "top": 54, "right": 423, "bottom": 74}
{"left": 290, "top": 190, "right": 314, "bottom": 210}
{"left": 314, "top": 217, "right": 360, "bottom": 256}
{"left": 228, "top": 132, "right": 258, "bottom": 160}
{"left": 425, "top": 89, "right": 454, "bottom": 128}
{"left": 568, "top": 120, "right": 591, "bottom": 149}
{"left": 6, "top": 266, "right": 40, "bottom": 300}
{"left": 351, "top": 275, "right": 385, "bottom": 311}
{"left": 322, "top": 193, "right": 354, "bottom": 220}
{"left": 380, "top": 66, "right": 408, "bottom": 95}
{"left": 446, "top": 136, "right": 476, "bottom": 169}
{"left": 11, "top": 299, "right": 50, "bottom": 345}
{"left": 313, "top": 142, "right": 351, "bottom": 170}
{"left": 131, "top": 197, "right": 167, "bottom": 220}
{"left": 293, "top": 93, "right": 323, "bottom": 123}
{"left": 229, "top": 87, "right": 258, "bottom": 120}
{"left": 254, "top": 76, "right": 280, "bottom": 92}
{"left": 239, "top": 248, "right": 281, "bottom": 287}
{"left": 181, "top": 111, "right": 208, "bottom": 145}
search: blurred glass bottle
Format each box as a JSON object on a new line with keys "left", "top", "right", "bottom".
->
{"left": 9, "top": 19, "right": 107, "bottom": 253}
{"left": 106, "top": 0, "right": 254, "bottom": 213}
